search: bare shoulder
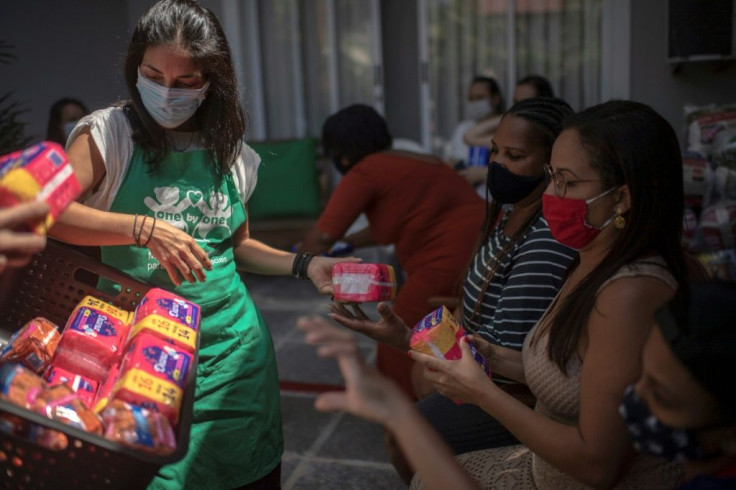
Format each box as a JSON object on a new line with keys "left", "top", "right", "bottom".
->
{"left": 592, "top": 273, "right": 675, "bottom": 329}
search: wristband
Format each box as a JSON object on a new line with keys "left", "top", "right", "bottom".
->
{"left": 292, "top": 252, "right": 314, "bottom": 280}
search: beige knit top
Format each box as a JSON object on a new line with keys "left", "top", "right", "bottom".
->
{"left": 521, "top": 258, "right": 682, "bottom": 489}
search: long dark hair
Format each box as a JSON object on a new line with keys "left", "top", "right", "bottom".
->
{"left": 545, "top": 100, "right": 689, "bottom": 371}
{"left": 321, "top": 104, "right": 392, "bottom": 174}
{"left": 123, "top": 0, "right": 244, "bottom": 173}
{"left": 46, "top": 98, "right": 88, "bottom": 146}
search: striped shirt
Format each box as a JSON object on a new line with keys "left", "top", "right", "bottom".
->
{"left": 462, "top": 209, "right": 576, "bottom": 350}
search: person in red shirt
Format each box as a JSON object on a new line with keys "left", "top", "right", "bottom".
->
{"left": 301, "top": 104, "right": 484, "bottom": 397}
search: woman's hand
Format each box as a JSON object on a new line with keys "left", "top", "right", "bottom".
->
{"left": 297, "top": 315, "right": 408, "bottom": 426}
{"left": 145, "top": 218, "right": 212, "bottom": 286}
{"left": 410, "top": 337, "right": 496, "bottom": 405}
{"left": 0, "top": 201, "right": 49, "bottom": 274}
{"left": 329, "top": 301, "right": 411, "bottom": 351}
{"left": 465, "top": 334, "right": 494, "bottom": 360}
{"left": 306, "top": 255, "right": 361, "bottom": 295}
{"left": 458, "top": 166, "right": 487, "bottom": 186}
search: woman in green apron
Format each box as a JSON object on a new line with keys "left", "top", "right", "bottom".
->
{"left": 50, "top": 1, "right": 347, "bottom": 488}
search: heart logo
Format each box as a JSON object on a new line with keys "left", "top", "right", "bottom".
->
{"left": 187, "top": 190, "right": 203, "bottom": 205}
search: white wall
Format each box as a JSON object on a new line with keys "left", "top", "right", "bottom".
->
{"left": 629, "top": 0, "right": 736, "bottom": 142}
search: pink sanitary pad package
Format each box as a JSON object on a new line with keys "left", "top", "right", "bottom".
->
{"left": 129, "top": 288, "right": 200, "bottom": 353}
{"left": 332, "top": 263, "right": 397, "bottom": 303}
{"left": 111, "top": 332, "right": 192, "bottom": 424}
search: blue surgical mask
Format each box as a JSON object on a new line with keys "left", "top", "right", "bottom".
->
{"left": 63, "top": 121, "right": 78, "bottom": 141}
{"left": 136, "top": 68, "right": 209, "bottom": 129}
{"left": 618, "top": 385, "right": 708, "bottom": 462}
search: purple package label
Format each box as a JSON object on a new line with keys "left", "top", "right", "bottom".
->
{"left": 141, "top": 345, "right": 191, "bottom": 387}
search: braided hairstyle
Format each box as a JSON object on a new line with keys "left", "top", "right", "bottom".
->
{"left": 481, "top": 97, "right": 573, "bottom": 241}
{"left": 466, "top": 97, "right": 573, "bottom": 330}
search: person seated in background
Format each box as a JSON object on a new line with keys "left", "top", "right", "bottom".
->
{"left": 330, "top": 97, "right": 576, "bottom": 483}
{"left": 300, "top": 103, "right": 485, "bottom": 398}
{"left": 404, "top": 100, "right": 690, "bottom": 489}
{"left": 446, "top": 76, "right": 506, "bottom": 188}
{"left": 46, "top": 98, "right": 89, "bottom": 147}
{"left": 0, "top": 201, "right": 48, "bottom": 276}
{"left": 513, "top": 74, "right": 554, "bottom": 104}
{"left": 462, "top": 74, "right": 555, "bottom": 187}
{"left": 621, "top": 280, "right": 736, "bottom": 489}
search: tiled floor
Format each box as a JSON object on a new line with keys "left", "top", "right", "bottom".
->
{"left": 245, "top": 274, "right": 406, "bottom": 490}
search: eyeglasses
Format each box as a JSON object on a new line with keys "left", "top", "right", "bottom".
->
{"left": 544, "top": 163, "right": 602, "bottom": 198}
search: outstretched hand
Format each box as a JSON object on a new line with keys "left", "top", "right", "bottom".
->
{"left": 297, "top": 315, "right": 409, "bottom": 426}
{"left": 306, "top": 255, "right": 362, "bottom": 295}
{"left": 410, "top": 337, "right": 496, "bottom": 405}
{"left": 0, "top": 201, "right": 49, "bottom": 274}
{"left": 328, "top": 301, "right": 411, "bottom": 351}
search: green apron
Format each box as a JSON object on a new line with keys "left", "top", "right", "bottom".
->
{"left": 103, "top": 146, "right": 282, "bottom": 489}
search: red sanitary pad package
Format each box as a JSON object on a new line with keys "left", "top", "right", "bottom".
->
{"left": 332, "top": 263, "right": 397, "bottom": 302}
{"left": 54, "top": 296, "right": 132, "bottom": 381}
{"left": 44, "top": 365, "right": 99, "bottom": 410}
{"left": 111, "top": 332, "right": 192, "bottom": 424}
{"left": 0, "top": 141, "right": 81, "bottom": 233}
{"left": 129, "top": 288, "right": 200, "bottom": 353}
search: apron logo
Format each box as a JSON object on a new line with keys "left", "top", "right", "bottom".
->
{"left": 143, "top": 186, "right": 232, "bottom": 241}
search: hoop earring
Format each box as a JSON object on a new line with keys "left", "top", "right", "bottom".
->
{"left": 614, "top": 209, "right": 626, "bottom": 229}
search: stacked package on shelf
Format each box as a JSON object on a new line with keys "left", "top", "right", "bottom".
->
{"left": 683, "top": 103, "right": 736, "bottom": 280}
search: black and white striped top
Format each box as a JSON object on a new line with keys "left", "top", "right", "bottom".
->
{"left": 462, "top": 209, "right": 576, "bottom": 350}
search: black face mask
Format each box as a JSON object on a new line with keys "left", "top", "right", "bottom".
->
{"left": 486, "top": 161, "right": 545, "bottom": 204}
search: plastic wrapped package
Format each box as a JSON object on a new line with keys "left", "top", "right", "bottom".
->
{"left": 692, "top": 202, "right": 736, "bottom": 252}
{"left": 54, "top": 296, "right": 132, "bottom": 381}
{"left": 112, "top": 333, "right": 192, "bottom": 424}
{"left": 713, "top": 127, "right": 736, "bottom": 171}
{"left": 0, "top": 317, "right": 61, "bottom": 373}
{"left": 704, "top": 166, "right": 736, "bottom": 208}
{"left": 332, "top": 263, "right": 397, "bottom": 303}
{"left": 697, "top": 249, "right": 736, "bottom": 281}
{"left": 0, "top": 141, "right": 81, "bottom": 233}
{"left": 410, "top": 306, "right": 490, "bottom": 376}
{"left": 130, "top": 288, "right": 200, "bottom": 353}
{"left": 0, "top": 363, "right": 47, "bottom": 408}
{"left": 30, "top": 384, "right": 103, "bottom": 434}
{"left": 685, "top": 103, "right": 736, "bottom": 157}
{"left": 93, "top": 363, "right": 120, "bottom": 414}
{"left": 44, "top": 366, "right": 99, "bottom": 410}
{"left": 101, "top": 400, "right": 176, "bottom": 455}
{"left": 682, "top": 207, "right": 699, "bottom": 249}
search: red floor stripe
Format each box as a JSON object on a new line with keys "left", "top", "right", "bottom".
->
{"left": 279, "top": 380, "right": 345, "bottom": 394}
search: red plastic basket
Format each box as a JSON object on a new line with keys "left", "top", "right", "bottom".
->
{"left": 0, "top": 239, "right": 197, "bottom": 489}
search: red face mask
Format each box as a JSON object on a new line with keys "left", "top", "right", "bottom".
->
{"left": 542, "top": 188, "right": 616, "bottom": 250}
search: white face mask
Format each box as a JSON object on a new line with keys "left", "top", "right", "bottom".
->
{"left": 464, "top": 99, "right": 493, "bottom": 121}
{"left": 136, "top": 68, "right": 209, "bottom": 129}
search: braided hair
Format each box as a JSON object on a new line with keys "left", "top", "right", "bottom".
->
{"left": 466, "top": 97, "right": 573, "bottom": 329}
{"left": 481, "top": 97, "right": 573, "bottom": 241}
